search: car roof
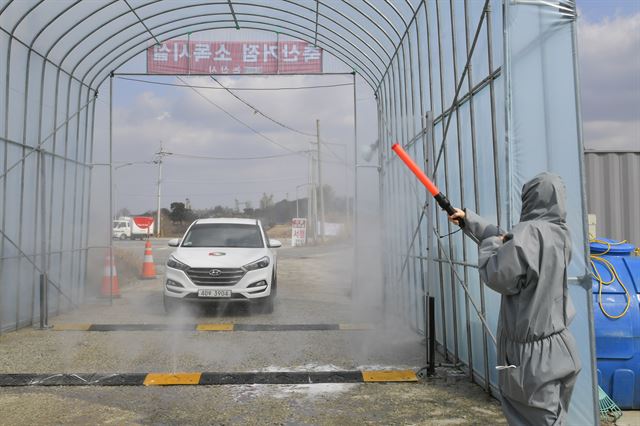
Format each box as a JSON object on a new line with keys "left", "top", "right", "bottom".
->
{"left": 194, "top": 218, "right": 260, "bottom": 226}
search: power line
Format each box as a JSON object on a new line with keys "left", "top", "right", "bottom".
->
{"left": 209, "top": 76, "right": 347, "bottom": 162}
{"left": 175, "top": 76, "right": 303, "bottom": 155}
{"left": 120, "top": 189, "right": 291, "bottom": 197}
{"left": 162, "top": 175, "right": 307, "bottom": 184}
{"left": 210, "top": 75, "right": 317, "bottom": 137}
{"left": 117, "top": 76, "right": 346, "bottom": 163}
{"left": 116, "top": 76, "right": 353, "bottom": 91}
{"left": 166, "top": 150, "right": 307, "bottom": 161}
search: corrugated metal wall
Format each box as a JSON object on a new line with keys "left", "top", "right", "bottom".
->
{"left": 584, "top": 151, "right": 640, "bottom": 246}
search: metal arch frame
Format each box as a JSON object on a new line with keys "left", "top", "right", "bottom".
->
{"left": 87, "top": 23, "right": 376, "bottom": 91}
{"left": 86, "top": 20, "right": 380, "bottom": 91}
{"left": 0, "top": 0, "right": 99, "bottom": 327}
{"left": 374, "top": 1, "right": 425, "bottom": 93}
{"left": 462, "top": 0, "right": 490, "bottom": 392}
{"left": 40, "top": 1, "right": 120, "bottom": 63}
{"left": 78, "top": 14, "right": 385, "bottom": 89}
{"left": 18, "top": 1, "right": 86, "bottom": 329}
{"left": 33, "top": 0, "right": 108, "bottom": 319}
{"left": 1, "top": 0, "right": 47, "bottom": 332}
{"left": 123, "top": 0, "right": 162, "bottom": 44}
{"left": 383, "top": 0, "right": 412, "bottom": 31}
{"left": 0, "top": 0, "right": 415, "bottom": 93}
{"left": 226, "top": 0, "right": 240, "bottom": 30}
{"left": 313, "top": 0, "right": 319, "bottom": 45}
{"left": 278, "top": 0, "right": 393, "bottom": 62}
{"left": 10, "top": 0, "right": 396, "bottom": 89}
{"left": 347, "top": 1, "right": 402, "bottom": 42}
{"left": 70, "top": 2, "right": 389, "bottom": 86}
{"left": 3, "top": 0, "right": 45, "bottom": 139}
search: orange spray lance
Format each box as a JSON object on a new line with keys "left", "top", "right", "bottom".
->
{"left": 391, "top": 143, "right": 465, "bottom": 228}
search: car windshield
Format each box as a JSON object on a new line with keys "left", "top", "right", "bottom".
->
{"left": 181, "top": 223, "right": 264, "bottom": 248}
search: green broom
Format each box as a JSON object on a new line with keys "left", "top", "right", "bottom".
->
{"left": 598, "top": 386, "right": 622, "bottom": 422}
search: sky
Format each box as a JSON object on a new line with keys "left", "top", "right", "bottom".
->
{"left": 578, "top": 0, "right": 640, "bottom": 151}
{"left": 107, "top": 1, "right": 640, "bottom": 214}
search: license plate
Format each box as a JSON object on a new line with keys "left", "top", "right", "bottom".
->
{"left": 198, "top": 289, "right": 232, "bottom": 298}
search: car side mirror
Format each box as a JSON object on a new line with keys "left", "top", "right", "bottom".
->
{"left": 269, "top": 239, "right": 282, "bottom": 248}
{"left": 168, "top": 238, "right": 180, "bottom": 247}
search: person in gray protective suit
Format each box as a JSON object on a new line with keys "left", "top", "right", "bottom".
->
{"left": 448, "top": 172, "right": 581, "bottom": 425}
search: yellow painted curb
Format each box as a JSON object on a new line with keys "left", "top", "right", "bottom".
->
{"left": 144, "top": 373, "right": 202, "bottom": 386}
{"left": 52, "top": 323, "right": 92, "bottom": 331}
{"left": 196, "top": 324, "right": 234, "bottom": 331}
{"left": 362, "top": 370, "right": 418, "bottom": 382}
{"left": 339, "top": 323, "right": 374, "bottom": 331}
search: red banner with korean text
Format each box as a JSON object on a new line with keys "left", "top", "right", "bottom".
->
{"left": 147, "top": 40, "right": 322, "bottom": 74}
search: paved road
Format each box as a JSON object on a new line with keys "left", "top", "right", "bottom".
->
{"left": 0, "top": 242, "right": 505, "bottom": 425}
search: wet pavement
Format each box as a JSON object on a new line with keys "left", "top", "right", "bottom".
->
{"left": 0, "top": 241, "right": 505, "bottom": 425}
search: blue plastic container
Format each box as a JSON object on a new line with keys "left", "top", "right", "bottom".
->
{"left": 591, "top": 238, "right": 640, "bottom": 409}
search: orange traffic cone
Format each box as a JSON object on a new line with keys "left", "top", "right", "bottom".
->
{"left": 141, "top": 240, "right": 156, "bottom": 279}
{"left": 101, "top": 254, "right": 121, "bottom": 298}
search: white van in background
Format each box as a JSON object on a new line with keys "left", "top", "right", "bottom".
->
{"left": 112, "top": 216, "right": 154, "bottom": 240}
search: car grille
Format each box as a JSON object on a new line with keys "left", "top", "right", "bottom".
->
{"left": 186, "top": 268, "right": 245, "bottom": 286}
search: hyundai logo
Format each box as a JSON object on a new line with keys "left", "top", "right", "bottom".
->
{"left": 208, "top": 269, "right": 222, "bottom": 277}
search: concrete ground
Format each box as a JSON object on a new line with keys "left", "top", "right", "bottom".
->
{"left": 617, "top": 411, "right": 640, "bottom": 426}
{"left": 0, "top": 240, "right": 505, "bottom": 425}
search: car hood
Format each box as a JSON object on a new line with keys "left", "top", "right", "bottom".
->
{"left": 171, "top": 247, "right": 269, "bottom": 269}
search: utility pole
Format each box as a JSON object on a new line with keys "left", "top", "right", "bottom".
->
{"left": 154, "top": 142, "right": 168, "bottom": 238}
{"left": 317, "top": 119, "right": 325, "bottom": 242}
{"left": 308, "top": 140, "right": 316, "bottom": 243}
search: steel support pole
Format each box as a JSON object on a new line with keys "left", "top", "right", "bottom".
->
{"left": 75, "top": 86, "right": 92, "bottom": 304}
{"left": 82, "top": 93, "right": 98, "bottom": 303}
{"left": 428, "top": 295, "right": 436, "bottom": 375}
{"left": 46, "top": 68, "right": 62, "bottom": 306}
{"left": 69, "top": 81, "right": 84, "bottom": 309}
{"left": 55, "top": 74, "right": 74, "bottom": 314}
{"left": 390, "top": 61, "right": 402, "bottom": 314}
{"left": 39, "top": 273, "right": 48, "bottom": 329}
{"left": 450, "top": 0, "right": 474, "bottom": 380}
{"left": 344, "top": 140, "right": 350, "bottom": 237}
{"left": 352, "top": 71, "right": 358, "bottom": 298}
{"left": 486, "top": 3, "right": 502, "bottom": 230}
{"left": 16, "top": 35, "right": 36, "bottom": 330}
{"left": 414, "top": 4, "right": 430, "bottom": 339}
{"left": 376, "top": 92, "right": 386, "bottom": 314}
{"left": 317, "top": 119, "right": 325, "bottom": 243}
{"left": 570, "top": 8, "right": 601, "bottom": 420}
{"left": 307, "top": 144, "right": 312, "bottom": 244}
{"left": 15, "top": 31, "right": 34, "bottom": 330}
{"left": 464, "top": 0, "right": 490, "bottom": 391}
{"left": 38, "top": 145, "right": 49, "bottom": 329}
{"left": 434, "top": 0, "right": 451, "bottom": 362}
{"left": 109, "top": 73, "right": 114, "bottom": 304}
{"left": 396, "top": 52, "right": 410, "bottom": 320}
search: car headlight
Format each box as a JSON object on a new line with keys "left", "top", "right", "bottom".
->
{"left": 243, "top": 256, "right": 270, "bottom": 271}
{"left": 167, "top": 256, "right": 189, "bottom": 271}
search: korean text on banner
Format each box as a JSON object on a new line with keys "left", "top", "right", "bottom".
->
{"left": 147, "top": 40, "right": 322, "bottom": 75}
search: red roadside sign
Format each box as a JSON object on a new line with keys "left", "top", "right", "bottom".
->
{"left": 133, "top": 216, "right": 154, "bottom": 229}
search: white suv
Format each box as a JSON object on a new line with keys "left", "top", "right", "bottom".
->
{"left": 163, "top": 218, "right": 281, "bottom": 313}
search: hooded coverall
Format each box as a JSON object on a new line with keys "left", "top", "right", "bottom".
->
{"left": 462, "top": 172, "right": 581, "bottom": 425}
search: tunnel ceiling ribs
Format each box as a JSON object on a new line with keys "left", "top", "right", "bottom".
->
{"left": 122, "top": 0, "right": 161, "bottom": 45}
{"left": 227, "top": 0, "right": 240, "bottom": 30}
{"left": 0, "top": 0, "right": 423, "bottom": 92}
